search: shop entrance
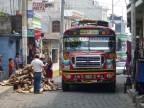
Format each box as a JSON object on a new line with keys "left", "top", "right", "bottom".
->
{"left": 52, "top": 49, "right": 58, "bottom": 63}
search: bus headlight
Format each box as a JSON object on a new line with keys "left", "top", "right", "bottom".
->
{"left": 106, "top": 63, "right": 113, "bottom": 69}
{"left": 106, "top": 73, "right": 113, "bottom": 78}
{"left": 64, "top": 65, "right": 70, "bottom": 70}
{"left": 106, "top": 59, "right": 114, "bottom": 69}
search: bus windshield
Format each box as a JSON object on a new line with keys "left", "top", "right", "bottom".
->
{"left": 64, "top": 36, "right": 115, "bottom": 52}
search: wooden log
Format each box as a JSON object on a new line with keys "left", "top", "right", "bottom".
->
{"left": 22, "top": 70, "right": 29, "bottom": 75}
{"left": 29, "top": 87, "right": 34, "bottom": 93}
{"left": 40, "top": 88, "right": 44, "bottom": 93}
{"left": 1, "top": 64, "right": 59, "bottom": 93}
{"left": 21, "top": 90, "right": 30, "bottom": 93}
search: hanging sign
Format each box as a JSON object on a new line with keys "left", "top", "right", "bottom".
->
{"left": 27, "top": 29, "right": 34, "bottom": 37}
{"left": 34, "top": 29, "right": 41, "bottom": 38}
{"left": 27, "top": 10, "right": 34, "bottom": 18}
{"left": 33, "top": 2, "right": 45, "bottom": 11}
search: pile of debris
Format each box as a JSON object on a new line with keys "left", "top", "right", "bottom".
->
{"left": 0, "top": 64, "right": 59, "bottom": 93}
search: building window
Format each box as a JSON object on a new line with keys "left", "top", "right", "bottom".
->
{"left": 44, "top": 0, "right": 54, "bottom": 8}
{"left": 52, "top": 21, "right": 60, "bottom": 32}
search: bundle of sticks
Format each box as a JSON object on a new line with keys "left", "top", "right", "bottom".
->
{"left": 0, "top": 64, "right": 60, "bottom": 93}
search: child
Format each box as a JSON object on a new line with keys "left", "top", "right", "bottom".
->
{"left": 15, "top": 53, "right": 22, "bottom": 70}
{"left": 8, "top": 58, "right": 14, "bottom": 77}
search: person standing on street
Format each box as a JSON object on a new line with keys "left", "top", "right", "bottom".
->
{"left": 0, "top": 55, "right": 3, "bottom": 71}
{"left": 45, "top": 57, "right": 53, "bottom": 82}
{"left": 125, "top": 52, "right": 131, "bottom": 76}
{"left": 31, "top": 54, "right": 44, "bottom": 94}
{"left": 8, "top": 58, "right": 14, "bottom": 77}
{"left": 15, "top": 53, "right": 23, "bottom": 70}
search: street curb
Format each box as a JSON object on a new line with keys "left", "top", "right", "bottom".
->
{"left": 137, "top": 103, "right": 144, "bottom": 108}
{"left": 127, "top": 89, "right": 144, "bottom": 108}
{"left": 136, "top": 96, "right": 144, "bottom": 108}
{"left": 127, "top": 89, "right": 138, "bottom": 103}
{"left": 127, "top": 89, "right": 133, "bottom": 98}
{"left": 0, "top": 86, "right": 13, "bottom": 99}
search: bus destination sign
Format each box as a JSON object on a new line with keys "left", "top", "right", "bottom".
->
{"left": 80, "top": 29, "right": 99, "bottom": 35}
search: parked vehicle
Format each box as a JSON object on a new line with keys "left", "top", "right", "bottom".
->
{"left": 116, "top": 51, "right": 127, "bottom": 62}
{"left": 116, "top": 62, "right": 126, "bottom": 75}
{"left": 60, "top": 19, "right": 117, "bottom": 92}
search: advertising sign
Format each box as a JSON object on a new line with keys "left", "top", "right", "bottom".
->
{"left": 33, "top": 2, "right": 45, "bottom": 11}
{"left": 27, "top": 29, "right": 34, "bottom": 37}
{"left": 27, "top": 10, "right": 34, "bottom": 18}
{"left": 34, "top": 29, "right": 41, "bottom": 38}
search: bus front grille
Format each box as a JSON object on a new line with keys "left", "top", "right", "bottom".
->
{"left": 75, "top": 56, "right": 102, "bottom": 68}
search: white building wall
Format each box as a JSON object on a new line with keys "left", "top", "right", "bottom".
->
{"left": 41, "top": 0, "right": 84, "bottom": 72}
{"left": 65, "top": 0, "right": 103, "bottom": 20}
{"left": 102, "top": 7, "right": 109, "bottom": 21}
{"left": 0, "top": 0, "right": 21, "bottom": 15}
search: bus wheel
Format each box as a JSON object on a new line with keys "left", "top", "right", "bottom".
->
{"left": 109, "top": 83, "right": 116, "bottom": 93}
{"left": 62, "top": 80, "right": 69, "bottom": 91}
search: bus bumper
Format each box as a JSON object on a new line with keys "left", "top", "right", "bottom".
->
{"left": 62, "top": 71, "right": 116, "bottom": 84}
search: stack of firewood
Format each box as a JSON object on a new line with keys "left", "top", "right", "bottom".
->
{"left": 0, "top": 64, "right": 60, "bottom": 93}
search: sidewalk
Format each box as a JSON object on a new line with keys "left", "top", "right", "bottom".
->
{"left": 0, "top": 85, "right": 13, "bottom": 99}
{"left": 127, "top": 89, "right": 144, "bottom": 108}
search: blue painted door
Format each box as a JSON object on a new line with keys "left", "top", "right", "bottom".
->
{"left": 0, "top": 36, "right": 17, "bottom": 78}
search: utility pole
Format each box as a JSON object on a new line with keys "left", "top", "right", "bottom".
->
{"left": 131, "top": 0, "right": 136, "bottom": 103}
{"left": 60, "top": 0, "right": 64, "bottom": 36}
{"left": 112, "top": 0, "right": 121, "bottom": 28}
{"left": 22, "top": 0, "right": 28, "bottom": 66}
{"left": 59, "top": 0, "right": 65, "bottom": 74}
{"left": 131, "top": 0, "right": 136, "bottom": 62}
{"left": 112, "top": 0, "right": 114, "bottom": 27}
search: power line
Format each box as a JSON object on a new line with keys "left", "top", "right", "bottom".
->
{"left": 44, "top": 1, "right": 126, "bottom": 8}
{"left": 114, "top": 0, "right": 121, "bottom": 5}
{"left": 124, "top": 0, "right": 128, "bottom": 6}
{"left": 98, "top": 1, "right": 126, "bottom": 7}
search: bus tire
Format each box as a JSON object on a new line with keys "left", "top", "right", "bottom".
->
{"left": 62, "top": 80, "right": 69, "bottom": 91}
{"left": 109, "top": 83, "right": 116, "bottom": 92}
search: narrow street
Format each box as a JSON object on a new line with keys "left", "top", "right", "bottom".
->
{"left": 0, "top": 75, "right": 136, "bottom": 108}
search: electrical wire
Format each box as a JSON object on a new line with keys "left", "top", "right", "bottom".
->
{"left": 98, "top": 1, "right": 126, "bottom": 7}
{"left": 114, "top": 0, "right": 121, "bottom": 6}
{"left": 124, "top": 0, "right": 127, "bottom": 6}
{"left": 45, "top": 1, "right": 126, "bottom": 7}
{"left": 10, "top": 0, "right": 12, "bottom": 15}
{"left": 13, "top": 0, "right": 15, "bottom": 15}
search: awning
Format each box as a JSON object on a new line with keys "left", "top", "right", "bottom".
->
{"left": 64, "top": 10, "right": 84, "bottom": 19}
{"left": 0, "top": 34, "right": 21, "bottom": 37}
{"left": 44, "top": 33, "right": 60, "bottom": 40}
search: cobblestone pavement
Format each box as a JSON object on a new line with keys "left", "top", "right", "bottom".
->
{"left": 0, "top": 75, "right": 136, "bottom": 108}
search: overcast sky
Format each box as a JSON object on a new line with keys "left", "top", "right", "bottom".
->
{"left": 96, "top": 0, "right": 129, "bottom": 20}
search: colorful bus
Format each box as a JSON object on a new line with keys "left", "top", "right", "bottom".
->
{"left": 61, "top": 19, "right": 116, "bottom": 92}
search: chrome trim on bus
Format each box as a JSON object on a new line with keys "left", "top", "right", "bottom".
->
{"left": 72, "top": 55, "right": 105, "bottom": 68}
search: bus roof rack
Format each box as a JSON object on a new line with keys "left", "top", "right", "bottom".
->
{"left": 71, "top": 19, "right": 109, "bottom": 27}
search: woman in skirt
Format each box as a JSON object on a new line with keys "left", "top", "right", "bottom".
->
{"left": 45, "top": 57, "right": 53, "bottom": 81}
